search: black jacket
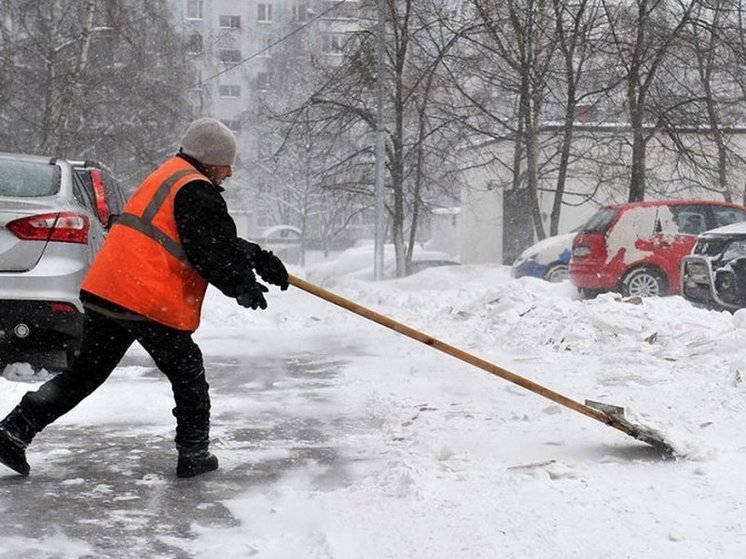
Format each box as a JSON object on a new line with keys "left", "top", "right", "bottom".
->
{"left": 81, "top": 153, "right": 260, "bottom": 317}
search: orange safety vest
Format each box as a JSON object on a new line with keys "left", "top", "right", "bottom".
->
{"left": 82, "top": 156, "right": 210, "bottom": 331}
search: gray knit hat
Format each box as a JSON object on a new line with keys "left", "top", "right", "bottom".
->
{"left": 180, "top": 118, "right": 237, "bottom": 166}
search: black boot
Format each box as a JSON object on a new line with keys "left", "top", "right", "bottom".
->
{"left": 0, "top": 427, "right": 30, "bottom": 477}
{"left": 176, "top": 449, "right": 218, "bottom": 478}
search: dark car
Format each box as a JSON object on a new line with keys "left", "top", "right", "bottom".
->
{"left": 0, "top": 153, "right": 126, "bottom": 371}
{"left": 681, "top": 222, "right": 746, "bottom": 311}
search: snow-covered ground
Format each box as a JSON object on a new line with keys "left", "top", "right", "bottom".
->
{"left": 2, "top": 258, "right": 745, "bottom": 558}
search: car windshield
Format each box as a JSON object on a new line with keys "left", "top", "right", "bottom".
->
{"left": 579, "top": 207, "right": 618, "bottom": 234}
{"left": 0, "top": 159, "right": 59, "bottom": 197}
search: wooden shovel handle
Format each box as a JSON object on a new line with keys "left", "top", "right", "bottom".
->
{"left": 289, "top": 274, "right": 624, "bottom": 431}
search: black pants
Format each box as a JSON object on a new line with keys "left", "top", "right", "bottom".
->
{"left": 4, "top": 308, "right": 210, "bottom": 452}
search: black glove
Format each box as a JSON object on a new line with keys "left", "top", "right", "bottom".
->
{"left": 254, "top": 249, "right": 289, "bottom": 291}
{"left": 237, "top": 282, "right": 269, "bottom": 310}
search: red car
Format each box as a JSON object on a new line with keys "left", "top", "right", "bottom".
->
{"left": 569, "top": 200, "right": 746, "bottom": 297}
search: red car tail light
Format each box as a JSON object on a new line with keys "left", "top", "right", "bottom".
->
{"left": 50, "top": 302, "right": 77, "bottom": 313}
{"left": 7, "top": 212, "right": 90, "bottom": 244}
{"left": 572, "top": 244, "right": 591, "bottom": 257}
{"left": 89, "top": 168, "right": 110, "bottom": 225}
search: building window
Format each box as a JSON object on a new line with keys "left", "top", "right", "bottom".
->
{"left": 257, "top": 72, "right": 273, "bottom": 91}
{"left": 185, "top": 32, "right": 203, "bottom": 54}
{"left": 257, "top": 3, "right": 273, "bottom": 23}
{"left": 322, "top": 33, "right": 346, "bottom": 54}
{"left": 219, "top": 15, "right": 241, "bottom": 29}
{"left": 258, "top": 35, "right": 273, "bottom": 57}
{"left": 219, "top": 49, "right": 242, "bottom": 63}
{"left": 218, "top": 85, "right": 241, "bottom": 97}
{"left": 186, "top": 0, "right": 203, "bottom": 19}
{"left": 221, "top": 119, "right": 241, "bottom": 131}
{"left": 292, "top": 3, "right": 308, "bottom": 22}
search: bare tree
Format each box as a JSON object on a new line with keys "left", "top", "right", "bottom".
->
{"left": 653, "top": 0, "right": 746, "bottom": 202}
{"left": 602, "top": 0, "right": 697, "bottom": 202}
{"left": 0, "top": 0, "right": 191, "bottom": 184}
{"left": 548, "top": 0, "right": 611, "bottom": 235}
{"left": 452, "top": 0, "right": 559, "bottom": 261}
{"left": 292, "top": 0, "right": 470, "bottom": 276}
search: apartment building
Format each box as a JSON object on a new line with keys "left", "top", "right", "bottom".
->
{"left": 171, "top": 0, "right": 361, "bottom": 133}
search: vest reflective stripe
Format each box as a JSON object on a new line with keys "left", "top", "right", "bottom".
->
{"left": 113, "top": 168, "right": 200, "bottom": 264}
{"left": 115, "top": 213, "right": 189, "bottom": 264}
{"left": 141, "top": 169, "right": 197, "bottom": 222}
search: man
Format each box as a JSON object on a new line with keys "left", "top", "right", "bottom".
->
{"left": 0, "top": 118, "right": 288, "bottom": 478}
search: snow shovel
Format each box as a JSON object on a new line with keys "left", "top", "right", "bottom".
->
{"left": 288, "top": 274, "right": 676, "bottom": 456}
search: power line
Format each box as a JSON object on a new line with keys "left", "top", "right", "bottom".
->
{"left": 198, "top": 0, "right": 351, "bottom": 86}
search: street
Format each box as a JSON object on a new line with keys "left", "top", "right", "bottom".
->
{"left": 0, "top": 346, "right": 351, "bottom": 558}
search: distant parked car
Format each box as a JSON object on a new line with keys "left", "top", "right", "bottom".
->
{"left": 570, "top": 200, "right": 746, "bottom": 298}
{"left": 681, "top": 221, "right": 746, "bottom": 311}
{"left": 255, "top": 225, "right": 303, "bottom": 265}
{"left": 511, "top": 232, "right": 576, "bottom": 282}
{"left": 306, "top": 243, "right": 458, "bottom": 286}
{"left": 0, "top": 152, "right": 125, "bottom": 371}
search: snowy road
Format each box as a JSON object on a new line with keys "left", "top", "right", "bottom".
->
{"left": 0, "top": 347, "right": 355, "bottom": 558}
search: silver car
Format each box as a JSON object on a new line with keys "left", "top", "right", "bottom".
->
{"left": 0, "top": 152, "right": 122, "bottom": 371}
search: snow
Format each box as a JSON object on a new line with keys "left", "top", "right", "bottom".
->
{"left": 3, "top": 257, "right": 746, "bottom": 557}
{"left": 514, "top": 231, "right": 574, "bottom": 265}
{"left": 605, "top": 205, "right": 658, "bottom": 264}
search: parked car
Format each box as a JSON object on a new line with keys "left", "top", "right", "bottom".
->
{"left": 306, "top": 243, "right": 458, "bottom": 286}
{"left": 511, "top": 231, "right": 576, "bottom": 282}
{"left": 0, "top": 152, "right": 125, "bottom": 371}
{"left": 681, "top": 221, "right": 746, "bottom": 311}
{"left": 569, "top": 200, "right": 746, "bottom": 298}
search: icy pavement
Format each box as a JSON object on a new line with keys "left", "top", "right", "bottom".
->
{"left": 0, "top": 349, "right": 353, "bottom": 558}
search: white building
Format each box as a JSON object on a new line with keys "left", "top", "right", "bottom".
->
{"left": 171, "top": 0, "right": 361, "bottom": 129}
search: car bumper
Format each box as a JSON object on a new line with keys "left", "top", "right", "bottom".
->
{"left": 680, "top": 255, "right": 742, "bottom": 311}
{"left": 0, "top": 248, "right": 87, "bottom": 344}
{"left": 569, "top": 259, "right": 617, "bottom": 289}
{"left": 0, "top": 299, "right": 84, "bottom": 340}
{"left": 511, "top": 259, "right": 545, "bottom": 279}
{"left": 0, "top": 247, "right": 86, "bottom": 310}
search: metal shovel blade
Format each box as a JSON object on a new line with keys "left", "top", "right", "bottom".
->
{"left": 585, "top": 400, "right": 676, "bottom": 456}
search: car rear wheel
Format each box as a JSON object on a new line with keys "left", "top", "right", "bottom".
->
{"left": 543, "top": 263, "right": 569, "bottom": 283}
{"left": 621, "top": 267, "right": 668, "bottom": 297}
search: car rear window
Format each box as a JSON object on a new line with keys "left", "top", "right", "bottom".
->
{"left": 0, "top": 159, "right": 59, "bottom": 197}
{"left": 712, "top": 206, "right": 746, "bottom": 228}
{"left": 579, "top": 207, "right": 618, "bottom": 234}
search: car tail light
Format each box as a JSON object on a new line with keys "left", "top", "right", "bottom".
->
{"left": 7, "top": 212, "right": 89, "bottom": 244}
{"left": 50, "top": 302, "right": 77, "bottom": 313}
{"left": 89, "top": 168, "right": 110, "bottom": 225}
{"left": 573, "top": 244, "right": 591, "bottom": 257}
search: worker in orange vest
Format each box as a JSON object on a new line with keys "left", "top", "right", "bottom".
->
{"left": 0, "top": 118, "right": 288, "bottom": 478}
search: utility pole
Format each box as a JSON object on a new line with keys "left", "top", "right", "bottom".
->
{"left": 373, "top": 0, "right": 386, "bottom": 280}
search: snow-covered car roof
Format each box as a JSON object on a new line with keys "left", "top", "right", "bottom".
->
{"left": 516, "top": 232, "right": 575, "bottom": 259}
{"left": 700, "top": 221, "right": 746, "bottom": 236}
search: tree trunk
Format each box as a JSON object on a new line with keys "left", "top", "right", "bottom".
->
{"left": 55, "top": 0, "right": 95, "bottom": 155}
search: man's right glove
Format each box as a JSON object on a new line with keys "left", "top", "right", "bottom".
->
{"left": 254, "top": 250, "right": 289, "bottom": 291}
{"left": 237, "top": 282, "right": 269, "bottom": 310}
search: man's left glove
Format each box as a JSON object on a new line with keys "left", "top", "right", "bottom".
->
{"left": 237, "top": 282, "right": 269, "bottom": 310}
{"left": 254, "top": 250, "right": 289, "bottom": 291}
